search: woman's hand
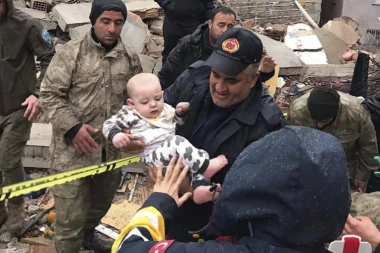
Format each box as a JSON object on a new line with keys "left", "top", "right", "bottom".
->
{"left": 152, "top": 157, "right": 192, "bottom": 207}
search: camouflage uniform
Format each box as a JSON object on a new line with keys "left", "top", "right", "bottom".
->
{"left": 288, "top": 91, "right": 378, "bottom": 183}
{"left": 40, "top": 31, "right": 142, "bottom": 253}
{"left": 0, "top": 0, "right": 55, "bottom": 238}
{"left": 351, "top": 191, "right": 380, "bottom": 230}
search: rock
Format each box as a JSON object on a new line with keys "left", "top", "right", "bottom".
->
{"left": 37, "top": 214, "right": 48, "bottom": 226}
{"left": 50, "top": 221, "right": 56, "bottom": 231}
{"left": 20, "top": 237, "right": 53, "bottom": 246}
{"left": 150, "top": 18, "right": 163, "bottom": 36}
{"left": 28, "top": 205, "right": 40, "bottom": 215}
{"left": 322, "top": 20, "right": 360, "bottom": 46}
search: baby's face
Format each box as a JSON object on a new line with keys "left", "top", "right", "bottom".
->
{"left": 129, "top": 83, "right": 164, "bottom": 119}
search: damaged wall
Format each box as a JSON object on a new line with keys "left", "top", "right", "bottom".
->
{"left": 321, "top": 0, "right": 380, "bottom": 44}
{"left": 225, "top": 0, "right": 321, "bottom": 24}
{"left": 342, "top": 0, "right": 380, "bottom": 44}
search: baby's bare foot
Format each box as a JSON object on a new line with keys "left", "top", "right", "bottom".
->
{"left": 193, "top": 184, "right": 221, "bottom": 204}
{"left": 203, "top": 155, "right": 228, "bottom": 178}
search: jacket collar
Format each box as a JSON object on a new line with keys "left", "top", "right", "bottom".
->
{"left": 85, "top": 31, "right": 125, "bottom": 57}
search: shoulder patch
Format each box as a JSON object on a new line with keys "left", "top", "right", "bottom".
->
{"left": 148, "top": 240, "right": 175, "bottom": 253}
{"left": 41, "top": 28, "right": 52, "bottom": 45}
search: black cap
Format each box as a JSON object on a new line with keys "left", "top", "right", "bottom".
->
{"left": 307, "top": 87, "right": 341, "bottom": 121}
{"left": 90, "top": 0, "right": 127, "bottom": 25}
{"left": 205, "top": 28, "right": 263, "bottom": 77}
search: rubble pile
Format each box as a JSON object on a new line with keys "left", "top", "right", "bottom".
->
{"left": 0, "top": 168, "right": 153, "bottom": 252}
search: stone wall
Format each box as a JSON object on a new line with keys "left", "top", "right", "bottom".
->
{"left": 216, "top": 0, "right": 322, "bottom": 25}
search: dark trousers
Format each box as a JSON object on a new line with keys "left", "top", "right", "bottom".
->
{"left": 349, "top": 53, "right": 380, "bottom": 193}
{"left": 162, "top": 16, "right": 200, "bottom": 65}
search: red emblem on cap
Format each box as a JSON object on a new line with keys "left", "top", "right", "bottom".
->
{"left": 221, "top": 38, "right": 239, "bottom": 53}
{"left": 149, "top": 240, "right": 175, "bottom": 253}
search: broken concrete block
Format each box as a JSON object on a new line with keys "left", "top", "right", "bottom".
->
{"left": 51, "top": 2, "right": 92, "bottom": 32}
{"left": 284, "top": 23, "right": 328, "bottom": 65}
{"left": 150, "top": 18, "right": 163, "bottom": 36}
{"left": 138, "top": 54, "right": 156, "bottom": 73}
{"left": 314, "top": 28, "right": 348, "bottom": 64}
{"left": 28, "top": 204, "right": 40, "bottom": 215}
{"left": 19, "top": 8, "right": 57, "bottom": 31}
{"left": 28, "top": 245, "right": 55, "bottom": 253}
{"left": 69, "top": 24, "right": 91, "bottom": 40}
{"left": 31, "top": 0, "right": 52, "bottom": 12}
{"left": 126, "top": 0, "right": 160, "bottom": 19}
{"left": 20, "top": 237, "right": 53, "bottom": 246}
{"left": 322, "top": 20, "right": 360, "bottom": 46}
{"left": 252, "top": 31, "right": 303, "bottom": 73}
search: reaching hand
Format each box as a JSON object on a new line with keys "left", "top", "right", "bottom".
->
{"left": 259, "top": 56, "right": 277, "bottom": 74}
{"left": 22, "top": 95, "right": 40, "bottom": 121}
{"left": 343, "top": 215, "right": 380, "bottom": 250}
{"left": 175, "top": 102, "right": 190, "bottom": 115}
{"left": 112, "top": 133, "right": 131, "bottom": 149}
{"left": 153, "top": 157, "right": 192, "bottom": 207}
{"left": 72, "top": 124, "right": 99, "bottom": 154}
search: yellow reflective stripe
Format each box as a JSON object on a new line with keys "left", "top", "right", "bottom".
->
{"left": 0, "top": 156, "right": 141, "bottom": 201}
{"left": 112, "top": 206, "right": 165, "bottom": 253}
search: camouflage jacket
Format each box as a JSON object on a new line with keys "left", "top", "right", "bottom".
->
{"left": 351, "top": 191, "right": 380, "bottom": 230}
{"left": 288, "top": 91, "right": 378, "bottom": 182}
{"left": 40, "top": 32, "right": 142, "bottom": 172}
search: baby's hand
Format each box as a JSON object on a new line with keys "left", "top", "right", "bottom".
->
{"left": 112, "top": 133, "right": 130, "bottom": 149}
{"left": 176, "top": 102, "right": 190, "bottom": 115}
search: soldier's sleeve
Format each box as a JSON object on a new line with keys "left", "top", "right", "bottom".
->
{"left": 113, "top": 192, "right": 216, "bottom": 253}
{"left": 40, "top": 49, "right": 80, "bottom": 133}
{"left": 103, "top": 106, "right": 137, "bottom": 142}
{"left": 27, "top": 21, "right": 55, "bottom": 98}
{"left": 356, "top": 108, "right": 379, "bottom": 182}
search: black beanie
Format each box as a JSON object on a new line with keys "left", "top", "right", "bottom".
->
{"left": 89, "top": 0, "right": 128, "bottom": 25}
{"left": 307, "top": 87, "right": 340, "bottom": 121}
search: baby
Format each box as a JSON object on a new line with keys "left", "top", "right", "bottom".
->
{"left": 103, "top": 73, "right": 228, "bottom": 204}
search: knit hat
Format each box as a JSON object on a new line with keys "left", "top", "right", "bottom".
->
{"left": 89, "top": 0, "right": 127, "bottom": 25}
{"left": 307, "top": 87, "right": 340, "bottom": 121}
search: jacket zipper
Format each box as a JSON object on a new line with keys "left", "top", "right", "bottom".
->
{"left": 0, "top": 35, "right": 3, "bottom": 59}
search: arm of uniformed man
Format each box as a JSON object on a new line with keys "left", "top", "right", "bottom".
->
{"left": 112, "top": 157, "right": 225, "bottom": 253}
{"left": 356, "top": 107, "right": 379, "bottom": 191}
{"left": 40, "top": 49, "right": 98, "bottom": 155}
{"left": 23, "top": 22, "right": 55, "bottom": 122}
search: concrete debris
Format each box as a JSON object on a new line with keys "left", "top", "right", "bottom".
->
{"left": 20, "top": 237, "right": 53, "bottom": 246}
{"left": 28, "top": 245, "right": 55, "bottom": 253}
{"left": 284, "top": 23, "right": 328, "bottom": 65}
{"left": 124, "top": 0, "right": 161, "bottom": 19}
{"left": 314, "top": 28, "right": 348, "bottom": 64}
{"left": 322, "top": 20, "right": 361, "bottom": 46}
{"left": 19, "top": 8, "right": 57, "bottom": 31}
{"left": 149, "top": 17, "right": 164, "bottom": 36}
{"left": 51, "top": 3, "right": 92, "bottom": 32}
{"left": 28, "top": 205, "right": 41, "bottom": 215}
{"left": 253, "top": 31, "right": 304, "bottom": 74}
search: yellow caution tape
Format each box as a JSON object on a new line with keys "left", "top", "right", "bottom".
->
{"left": 0, "top": 156, "right": 141, "bottom": 201}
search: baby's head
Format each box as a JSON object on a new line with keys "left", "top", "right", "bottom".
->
{"left": 126, "top": 73, "right": 164, "bottom": 119}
